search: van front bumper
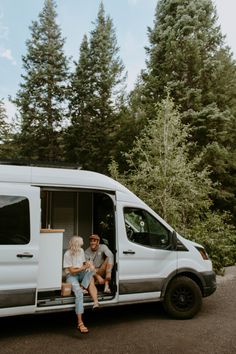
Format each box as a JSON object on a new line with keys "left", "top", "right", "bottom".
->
{"left": 200, "top": 271, "right": 217, "bottom": 297}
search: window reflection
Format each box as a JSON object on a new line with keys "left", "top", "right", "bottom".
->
{"left": 0, "top": 195, "right": 30, "bottom": 245}
{"left": 124, "top": 207, "right": 170, "bottom": 249}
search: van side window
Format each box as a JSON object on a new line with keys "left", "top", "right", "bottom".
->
{"left": 0, "top": 196, "right": 30, "bottom": 245}
{"left": 124, "top": 207, "right": 170, "bottom": 249}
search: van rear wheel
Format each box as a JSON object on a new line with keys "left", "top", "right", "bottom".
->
{"left": 163, "top": 276, "right": 202, "bottom": 319}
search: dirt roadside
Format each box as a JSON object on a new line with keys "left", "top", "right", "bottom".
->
{"left": 216, "top": 265, "right": 236, "bottom": 283}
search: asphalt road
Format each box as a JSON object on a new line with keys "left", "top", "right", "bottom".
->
{"left": 0, "top": 267, "right": 235, "bottom": 354}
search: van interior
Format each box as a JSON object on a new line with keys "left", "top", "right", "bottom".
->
{"left": 37, "top": 188, "right": 116, "bottom": 308}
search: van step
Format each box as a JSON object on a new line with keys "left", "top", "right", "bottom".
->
{"left": 37, "top": 292, "right": 113, "bottom": 307}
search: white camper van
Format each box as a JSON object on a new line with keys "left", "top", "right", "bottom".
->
{"left": 0, "top": 164, "right": 216, "bottom": 319}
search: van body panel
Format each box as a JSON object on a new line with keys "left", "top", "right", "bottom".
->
{"left": 0, "top": 183, "right": 40, "bottom": 316}
{"left": 119, "top": 278, "right": 165, "bottom": 294}
{"left": 0, "top": 166, "right": 32, "bottom": 184}
{"left": 177, "top": 254, "right": 213, "bottom": 273}
{"left": 0, "top": 165, "right": 125, "bottom": 192}
{"left": 117, "top": 291, "right": 161, "bottom": 303}
{"left": 0, "top": 288, "right": 36, "bottom": 308}
{"left": 176, "top": 236, "right": 213, "bottom": 273}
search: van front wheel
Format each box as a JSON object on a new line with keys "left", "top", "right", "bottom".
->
{"left": 163, "top": 276, "right": 202, "bottom": 319}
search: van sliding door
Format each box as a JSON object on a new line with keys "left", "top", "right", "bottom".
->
{"left": 0, "top": 184, "right": 40, "bottom": 317}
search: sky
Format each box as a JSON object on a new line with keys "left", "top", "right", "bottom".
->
{"left": 0, "top": 0, "right": 236, "bottom": 120}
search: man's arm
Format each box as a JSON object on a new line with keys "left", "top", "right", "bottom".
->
{"left": 101, "top": 244, "right": 114, "bottom": 266}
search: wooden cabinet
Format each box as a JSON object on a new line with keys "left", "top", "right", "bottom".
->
{"left": 38, "top": 229, "right": 64, "bottom": 290}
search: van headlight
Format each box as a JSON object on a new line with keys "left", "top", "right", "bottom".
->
{"left": 195, "top": 246, "right": 209, "bottom": 260}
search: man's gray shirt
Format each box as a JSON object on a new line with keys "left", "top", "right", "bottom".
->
{"left": 85, "top": 244, "right": 114, "bottom": 268}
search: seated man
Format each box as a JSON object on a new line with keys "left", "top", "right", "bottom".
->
{"left": 85, "top": 234, "right": 114, "bottom": 294}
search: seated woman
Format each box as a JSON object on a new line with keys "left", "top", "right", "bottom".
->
{"left": 63, "top": 236, "right": 99, "bottom": 333}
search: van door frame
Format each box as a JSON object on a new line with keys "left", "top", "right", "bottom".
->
{"left": 39, "top": 187, "right": 119, "bottom": 305}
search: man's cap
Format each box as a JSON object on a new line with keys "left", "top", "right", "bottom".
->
{"left": 89, "top": 234, "right": 100, "bottom": 241}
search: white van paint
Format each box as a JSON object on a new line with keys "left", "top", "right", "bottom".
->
{"left": 0, "top": 164, "right": 216, "bottom": 319}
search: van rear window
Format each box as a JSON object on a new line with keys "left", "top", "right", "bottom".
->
{"left": 0, "top": 196, "right": 30, "bottom": 245}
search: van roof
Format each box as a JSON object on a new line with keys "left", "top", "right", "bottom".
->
{"left": 0, "top": 164, "right": 170, "bottom": 229}
{"left": 0, "top": 164, "right": 128, "bottom": 192}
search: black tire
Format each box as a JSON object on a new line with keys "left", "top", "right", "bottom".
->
{"left": 163, "top": 276, "right": 202, "bottom": 319}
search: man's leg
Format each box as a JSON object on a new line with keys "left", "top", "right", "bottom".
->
{"left": 96, "top": 258, "right": 113, "bottom": 293}
{"left": 104, "top": 263, "right": 112, "bottom": 293}
{"left": 94, "top": 258, "right": 107, "bottom": 284}
{"left": 88, "top": 277, "right": 99, "bottom": 309}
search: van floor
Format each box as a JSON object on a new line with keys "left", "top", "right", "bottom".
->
{"left": 37, "top": 287, "right": 114, "bottom": 308}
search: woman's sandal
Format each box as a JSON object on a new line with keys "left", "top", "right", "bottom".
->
{"left": 78, "top": 322, "right": 89, "bottom": 333}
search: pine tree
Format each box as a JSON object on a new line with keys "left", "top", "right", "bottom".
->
{"left": 0, "top": 99, "right": 17, "bottom": 160}
{"left": 143, "top": 0, "right": 232, "bottom": 110}
{"left": 0, "top": 99, "right": 8, "bottom": 142}
{"left": 0, "top": 100, "right": 9, "bottom": 157}
{"left": 110, "top": 95, "right": 212, "bottom": 232}
{"left": 13, "top": 0, "right": 68, "bottom": 162}
{"left": 65, "top": 35, "right": 94, "bottom": 166}
{"left": 134, "top": 0, "right": 236, "bottom": 221}
{"left": 66, "top": 2, "right": 126, "bottom": 173}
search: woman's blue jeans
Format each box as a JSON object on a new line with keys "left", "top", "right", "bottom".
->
{"left": 66, "top": 270, "right": 94, "bottom": 314}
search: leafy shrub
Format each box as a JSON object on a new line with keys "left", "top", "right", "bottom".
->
{"left": 186, "top": 212, "right": 236, "bottom": 274}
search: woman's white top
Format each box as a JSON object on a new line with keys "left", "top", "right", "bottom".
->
{"left": 63, "top": 248, "right": 86, "bottom": 270}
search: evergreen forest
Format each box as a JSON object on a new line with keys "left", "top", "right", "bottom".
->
{"left": 0, "top": 0, "right": 235, "bottom": 272}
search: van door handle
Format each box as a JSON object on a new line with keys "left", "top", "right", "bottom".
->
{"left": 123, "top": 250, "right": 135, "bottom": 255}
{"left": 17, "top": 253, "right": 33, "bottom": 258}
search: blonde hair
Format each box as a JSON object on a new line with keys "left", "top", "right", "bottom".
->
{"left": 68, "top": 236, "right": 84, "bottom": 256}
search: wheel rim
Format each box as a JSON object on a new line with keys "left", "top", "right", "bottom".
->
{"left": 171, "top": 286, "right": 194, "bottom": 311}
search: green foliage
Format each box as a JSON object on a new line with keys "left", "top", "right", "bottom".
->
{"left": 183, "top": 105, "right": 236, "bottom": 221}
{"left": 0, "top": 99, "right": 8, "bottom": 143}
{"left": 12, "top": 0, "right": 69, "bottom": 162}
{"left": 66, "top": 3, "right": 126, "bottom": 173}
{"left": 144, "top": 0, "right": 226, "bottom": 110}
{"left": 0, "top": 99, "right": 16, "bottom": 159}
{"left": 134, "top": 0, "right": 236, "bottom": 222}
{"left": 110, "top": 95, "right": 212, "bottom": 231}
{"left": 110, "top": 94, "right": 236, "bottom": 273}
{"left": 187, "top": 212, "right": 236, "bottom": 273}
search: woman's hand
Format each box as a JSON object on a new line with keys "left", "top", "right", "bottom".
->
{"left": 87, "top": 261, "right": 95, "bottom": 271}
{"left": 69, "top": 265, "right": 86, "bottom": 274}
{"left": 82, "top": 262, "right": 91, "bottom": 270}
